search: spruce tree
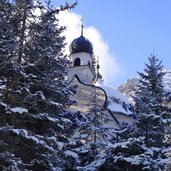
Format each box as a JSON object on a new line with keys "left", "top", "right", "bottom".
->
{"left": 0, "top": 0, "right": 16, "bottom": 59}
{"left": 134, "top": 54, "right": 166, "bottom": 147}
{"left": 24, "top": 0, "right": 70, "bottom": 105}
{"left": 0, "top": 0, "right": 78, "bottom": 170}
{"left": 0, "top": 0, "right": 21, "bottom": 105}
{"left": 0, "top": 1, "right": 27, "bottom": 169}
{"left": 10, "top": 0, "right": 38, "bottom": 63}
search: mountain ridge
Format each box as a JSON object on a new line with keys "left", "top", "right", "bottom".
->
{"left": 117, "top": 69, "right": 171, "bottom": 104}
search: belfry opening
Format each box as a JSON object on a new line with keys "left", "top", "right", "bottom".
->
{"left": 74, "top": 58, "right": 81, "bottom": 67}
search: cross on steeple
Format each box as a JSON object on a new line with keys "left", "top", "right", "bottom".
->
{"left": 81, "top": 17, "right": 84, "bottom": 36}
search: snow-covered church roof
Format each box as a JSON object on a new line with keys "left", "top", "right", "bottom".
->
{"left": 96, "top": 81, "right": 132, "bottom": 115}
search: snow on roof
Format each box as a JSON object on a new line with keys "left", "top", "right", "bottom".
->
{"left": 108, "top": 100, "right": 131, "bottom": 114}
{"left": 95, "top": 80, "right": 132, "bottom": 115}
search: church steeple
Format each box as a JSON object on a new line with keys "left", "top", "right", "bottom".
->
{"left": 69, "top": 18, "right": 93, "bottom": 55}
{"left": 67, "top": 18, "right": 96, "bottom": 84}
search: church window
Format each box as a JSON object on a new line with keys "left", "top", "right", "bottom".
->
{"left": 74, "top": 58, "right": 81, "bottom": 66}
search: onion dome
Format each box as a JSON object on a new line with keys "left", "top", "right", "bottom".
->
{"left": 69, "top": 35, "right": 93, "bottom": 55}
{"left": 69, "top": 18, "right": 93, "bottom": 55}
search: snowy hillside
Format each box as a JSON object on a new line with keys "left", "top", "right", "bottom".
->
{"left": 118, "top": 69, "right": 171, "bottom": 104}
{"left": 96, "top": 81, "right": 132, "bottom": 115}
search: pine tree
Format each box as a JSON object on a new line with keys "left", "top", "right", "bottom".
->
{"left": 77, "top": 137, "right": 166, "bottom": 171}
{"left": 134, "top": 54, "right": 166, "bottom": 147}
{"left": 0, "top": 0, "right": 22, "bottom": 105}
{"left": 0, "top": 0, "right": 78, "bottom": 170}
{"left": 10, "top": 0, "right": 38, "bottom": 63}
{"left": 24, "top": 0, "right": 70, "bottom": 106}
{"left": 0, "top": 0, "right": 16, "bottom": 59}
{"left": 0, "top": 1, "right": 29, "bottom": 169}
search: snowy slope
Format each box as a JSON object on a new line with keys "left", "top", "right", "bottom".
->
{"left": 96, "top": 81, "right": 132, "bottom": 115}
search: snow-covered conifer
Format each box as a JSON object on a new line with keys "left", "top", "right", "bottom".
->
{"left": 0, "top": 0, "right": 78, "bottom": 170}
{"left": 134, "top": 54, "right": 166, "bottom": 147}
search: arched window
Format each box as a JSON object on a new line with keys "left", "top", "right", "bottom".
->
{"left": 74, "top": 58, "right": 81, "bottom": 67}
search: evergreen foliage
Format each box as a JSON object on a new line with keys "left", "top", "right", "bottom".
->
{"left": 164, "top": 148, "right": 171, "bottom": 171}
{"left": 135, "top": 54, "right": 165, "bottom": 115}
{"left": 0, "top": 0, "right": 16, "bottom": 59}
{"left": 77, "top": 138, "right": 166, "bottom": 171}
{"left": 134, "top": 54, "right": 166, "bottom": 147}
{"left": 115, "top": 121, "right": 136, "bottom": 142}
{"left": 0, "top": 0, "right": 78, "bottom": 170}
{"left": 10, "top": 0, "right": 37, "bottom": 63}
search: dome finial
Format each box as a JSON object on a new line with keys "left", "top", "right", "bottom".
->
{"left": 69, "top": 18, "right": 93, "bottom": 55}
{"left": 81, "top": 17, "right": 84, "bottom": 36}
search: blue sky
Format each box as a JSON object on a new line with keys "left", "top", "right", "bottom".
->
{"left": 51, "top": 0, "right": 171, "bottom": 87}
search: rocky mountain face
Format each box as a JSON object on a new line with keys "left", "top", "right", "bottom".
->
{"left": 163, "top": 70, "right": 171, "bottom": 92}
{"left": 117, "top": 70, "right": 171, "bottom": 105}
{"left": 117, "top": 78, "right": 138, "bottom": 105}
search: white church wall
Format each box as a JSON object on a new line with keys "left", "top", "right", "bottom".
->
{"left": 69, "top": 52, "right": 93, "bottom": 66}
{"left": 67, "top": 66, "right": 95, "bottom": 84}
{"left": 68, "top": 76, "right": 106, "bottom": 113}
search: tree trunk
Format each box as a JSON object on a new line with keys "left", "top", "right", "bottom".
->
{"left": 18, "top": 2, "right": 27, "bottom": 64}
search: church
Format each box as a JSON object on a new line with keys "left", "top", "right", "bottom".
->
{"left": 66, "top": 23, "right": 134, "bottom": 131}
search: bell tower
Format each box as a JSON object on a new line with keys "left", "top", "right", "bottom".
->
{"left": 67, "top": 21, "right": 97, "bottom": 84}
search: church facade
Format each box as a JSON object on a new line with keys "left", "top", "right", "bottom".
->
{"left": 66, "top": 24, "right": 134, "bottom": 131}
